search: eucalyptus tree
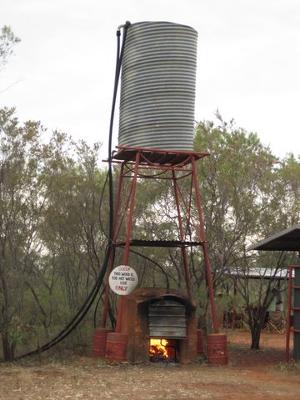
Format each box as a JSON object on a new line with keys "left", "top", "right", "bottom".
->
{"left": 193, "top": 117, "right": 276, "bottom": 281}
{"left": 0, "top": 108, "right": 47, "bottom": 359}
{"left": 0, "top": 25, "right": 20, "bottom": 68}
{"left": 193, "top": 116, "right": 300, "bottom": 347}
{"left": 0, "top": 108, "right": 108, "bottom": 359}
{"left": 40, "top": 136, "right": 108, "bottom": 315}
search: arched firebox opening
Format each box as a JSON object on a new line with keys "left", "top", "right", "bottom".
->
{"left": 122, "top": 288, "right": 197, "bottom": 364}
{"left": 148, "top": 297, "right": 187, "bottom": 362}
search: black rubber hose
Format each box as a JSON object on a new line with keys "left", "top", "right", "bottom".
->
{"left": 15, "top": 244, "right": 112, "bottom": 359}
{"left": 15, "top": 23, "right": 131, "bottom": 360}
{"left": 98, "top": 170, "right": 109, "bottom": 237}
{"left": 107, "top": 29, "right": 120, "bottom": 243}
{"left": 93, "top": 22, "right": 131, "bottom": 329}
{"left": 108, "top": 21, "right": 130, "bottom": 243}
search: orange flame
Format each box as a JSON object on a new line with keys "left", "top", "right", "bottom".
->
{"left": 149, "top": 338, "right": 169, "bottom": 359}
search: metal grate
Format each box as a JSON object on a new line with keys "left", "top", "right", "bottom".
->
{"left": 148, "top": 299, "right": 186, "bottom": 338}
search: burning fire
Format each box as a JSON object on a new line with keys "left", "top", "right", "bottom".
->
{"left": 149, "top": 338, "right": 169, "bottom": 360}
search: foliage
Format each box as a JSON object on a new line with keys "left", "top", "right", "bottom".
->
{"left": 0, "top": 108, "right": 107, "bottom": 360}
{"left": 1, "top": 105, "right": 300, "bottom": 358}
{"left": 194, "top": 116, "right": 300, "bottom": 347}
{"left": 194, "top": 117, "right": 276, "bottom": 269}
{"left": 0, "top": 25, "right": 20, "bottom": 68}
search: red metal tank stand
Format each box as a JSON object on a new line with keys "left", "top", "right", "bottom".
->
{"left": 101, "top": 146, "right": 219, "bottom": 334}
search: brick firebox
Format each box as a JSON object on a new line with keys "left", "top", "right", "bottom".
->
{"left": 118, "top": 288, "right": 198, "bottom": 363}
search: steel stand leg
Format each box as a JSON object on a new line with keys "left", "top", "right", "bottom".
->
{"left": 115, "top": 151, "right": 141, "bottom": 332}
{"left": 172, "top": 169, "right": 192, "bottom": 298}
{"left": 191, "top": 156, "right": 219, "bottom": 333}
{"left": 101, "top": 163, "right": 125, "bottom": 328}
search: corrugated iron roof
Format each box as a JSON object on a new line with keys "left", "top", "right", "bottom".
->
{"left": 247, "top": 224, "right": 300, "bottom": 251}
{"left": 228, "top": 267, "right": 290, "bottom": 280}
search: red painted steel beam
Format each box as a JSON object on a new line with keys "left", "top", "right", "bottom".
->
{"left": 101, "top": 163, "right": 125, "bottom": 328}
{"left": 172, "top": 169, "right": 192, "bottom": 298}
{"left": 115, "top": 151, "right": 141, "bottom": 333}
{"left": 191, "top": 156, "right": 219, "bottom": 333}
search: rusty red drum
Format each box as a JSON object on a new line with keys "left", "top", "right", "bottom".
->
{"left": 197, "top": 329, "right": 204, "bottom": 354}
{"left": 92, "top": 328, "right": 113, "bottom": 357}
{"left": 207, "top": 333, "right": 228, "bottom": 365}
{"left": 105, "top": 332, "right": 128, "bottom": 361}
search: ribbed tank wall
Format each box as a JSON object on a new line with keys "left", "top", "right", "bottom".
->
{"left": 119, "top": 21, "right": 198, "bottom": 151}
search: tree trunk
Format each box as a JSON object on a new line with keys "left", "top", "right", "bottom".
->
{"left": 0, "top": 266, "right": 15, "bottom": 361}
{"left": 249, "top": 308, "right": 267, "bottom": 350}
{"left": 1, "top": 332, "right": 15, "bottom": 361}
{"left": 250, "top": 326, "right": 261, "bottom": 349}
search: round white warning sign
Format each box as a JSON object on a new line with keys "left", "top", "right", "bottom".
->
{"left": 109, "top": 265, "right": 138, "bottom": 296}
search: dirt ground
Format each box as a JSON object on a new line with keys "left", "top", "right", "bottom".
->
{"left": 0, "top": 330, "right": 299, "bottom": 400}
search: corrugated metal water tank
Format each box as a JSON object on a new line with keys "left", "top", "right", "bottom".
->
{"left": 119, "top": 21, "right": 198, "bottom": 151}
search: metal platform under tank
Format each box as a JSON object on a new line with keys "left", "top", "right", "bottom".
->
{"left": 113, "top": 145, "right": 209, "bottom": 166}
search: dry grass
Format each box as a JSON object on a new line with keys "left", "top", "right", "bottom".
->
{"left": 0, "top": 331, "right": 300, "bottom": 400}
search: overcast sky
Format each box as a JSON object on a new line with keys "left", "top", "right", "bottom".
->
{"left": 1, "top": 0, "right": 300, "bottom": 160}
